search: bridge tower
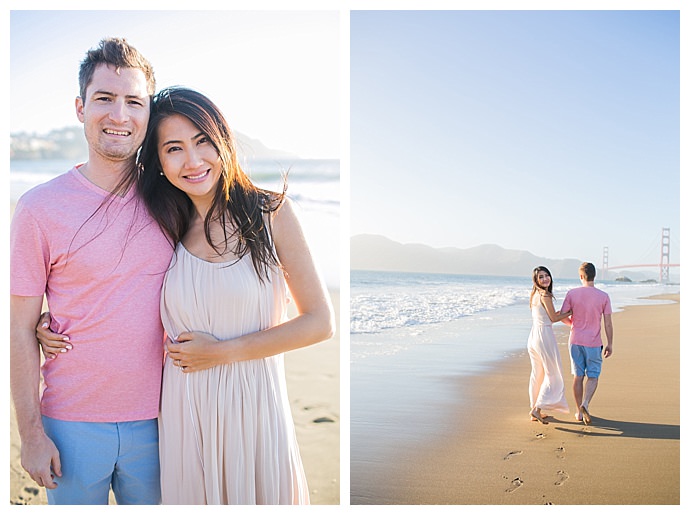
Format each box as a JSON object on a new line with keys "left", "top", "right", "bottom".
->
{"left": 660, "top": 227, "right": 670, "bottom": 283}
{"left": 602, "top": 246, "right": 609, "bottom": 280}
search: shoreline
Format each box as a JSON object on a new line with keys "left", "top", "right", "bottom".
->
{"left": 352, "top": 294, "right": 680, "bottom": 504}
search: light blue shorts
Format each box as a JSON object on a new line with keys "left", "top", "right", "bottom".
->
{"left": 569, "top": 344, "right": 603, "bottom": 378}
{"left": 42, "top": 416, "right": 160, "bottom": 505}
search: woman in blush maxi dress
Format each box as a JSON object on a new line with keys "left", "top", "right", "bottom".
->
{"left": 138, "top": 87, "right": 333, "bottom": 505}
{"left": 158, "top": 247, "right": 309, "bottom": 504}
{"left": 527, "top": 266, "right": 571, "bottom": 424}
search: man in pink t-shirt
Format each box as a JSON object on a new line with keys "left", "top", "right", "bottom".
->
{"left": 10, "top": 39, "right": 173, "bottom": 504}
{"left": 561, "top": 262, "right": 614, "bottom": 425}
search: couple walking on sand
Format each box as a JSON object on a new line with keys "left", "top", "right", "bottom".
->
{"left": 527, "top": 262, "right": 614, "bottom": 425}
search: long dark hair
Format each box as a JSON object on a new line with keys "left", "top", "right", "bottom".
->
{"left": 137, "top": 86, "right": 285, "bottom": 280}
{"left": 530, "top": 265, "right": 554, "bottom": 307}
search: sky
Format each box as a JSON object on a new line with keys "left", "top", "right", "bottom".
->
{"left": 9, "top": 9, "right": 339, "bottom": 159}
{"left": 350, "top": 9, "right": 681, "bottom": 268}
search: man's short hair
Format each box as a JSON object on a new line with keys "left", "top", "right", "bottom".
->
{"left": 78, "top": 37, "right": 155, "bottom": 99}
{"left": 579, "top": 262, "right": 596, "bottom": 281}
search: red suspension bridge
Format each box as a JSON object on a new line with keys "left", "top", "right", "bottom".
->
{"left": 602, "top": 227, "right": 679, "bottom": 283}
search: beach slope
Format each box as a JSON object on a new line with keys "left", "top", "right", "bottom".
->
{"left": 361, "top": 294, "right": 680, "bottom": 505}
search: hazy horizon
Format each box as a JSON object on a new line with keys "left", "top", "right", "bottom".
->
{"left": 350, "top": 233, "right": 679, "bottom": 282}
{"left": 352, "top": 232, "right": 580, "bottom": 260}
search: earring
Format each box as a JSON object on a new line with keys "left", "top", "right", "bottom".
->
{"left": 159, "top": 171, "right": 164, "bottom": 176}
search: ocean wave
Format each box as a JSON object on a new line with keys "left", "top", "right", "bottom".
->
{"left": 350, "top": 271, "right": 679, "bottom": 335}
{"left": 350, "top": 284, "right": 527, "bottom": 334}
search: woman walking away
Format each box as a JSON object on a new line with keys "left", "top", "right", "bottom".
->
{"left": 527, "top": 266, "right": 571, "bottom": 424}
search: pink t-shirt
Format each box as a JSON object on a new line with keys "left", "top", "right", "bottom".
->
{"left": 561, "top": 286, "right": 612, "bottom": 348}
{"left": 10, "top": 166, "right": 174, "bottom": 422}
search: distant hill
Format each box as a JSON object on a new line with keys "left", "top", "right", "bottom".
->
{"left": 351, "top": 234, "right": 587, "bottom": 279}
{"left": 10, "top": 126, "right": 298, "bottom": 161}
{"left": 233, "top": 133, "right": 299, "bottom": 160}
{"left": 10, "top": 127, "right": 87, "bottom": 161}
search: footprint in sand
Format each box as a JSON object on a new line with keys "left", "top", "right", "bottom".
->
{"left": 554, "top": 470, "right": 569, "bottom": 486}
{"left": 555, "top": 446, "right": 565, "bottom": 459}
{"left": 503, "top": 450, "right": 523, "bottom": 460}
{"left": 12, "top": 486, "right": 40, "bottom": 505}
{"left": 505, "top": 477, "right": 524, "bottom": 493}
{"left": 312, "top": 416, "right": 335, "bottom": 423}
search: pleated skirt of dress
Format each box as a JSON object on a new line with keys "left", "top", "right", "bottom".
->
{"left": 159, "top": 354, "right": 310, "bottom": 505}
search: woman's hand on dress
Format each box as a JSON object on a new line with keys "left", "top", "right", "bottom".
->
{"left": 35, "top": 312, "right": 71, "bottom": 360}
{"left": 167, "top": 331, "right": 226, "bottom": 373}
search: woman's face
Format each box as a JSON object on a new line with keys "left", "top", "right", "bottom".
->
{"left": 157, "top": 113, "right": 222, "bottom": 203}
{"left": 536, "top": 270, "right": 552, "bottom": 289}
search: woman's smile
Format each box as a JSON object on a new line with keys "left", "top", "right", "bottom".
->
{"left": 183, "top": 169, "right": 211, "bottom": 182}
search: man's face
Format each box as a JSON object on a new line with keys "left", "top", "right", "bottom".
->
{"left": 75, "top": 64, "right": 150, "bottom": 163}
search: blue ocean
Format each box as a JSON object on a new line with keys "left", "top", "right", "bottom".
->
{"left": 351, "top": 269, "right": 678, "bottom": 364}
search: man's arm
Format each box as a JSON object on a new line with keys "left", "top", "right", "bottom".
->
{"left": 10, "top": 294, "right": 61, "bottom": 489}
{"left": 560, "top": 292, "right": 573, "bottom": 327}
{"left": 603, "top": 313, "right": 613, "bottom": 358}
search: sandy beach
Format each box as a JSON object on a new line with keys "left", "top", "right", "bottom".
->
{"left": 9, "top": 289, "right": 340, "bottom": 505}
{"left": 352, "top": 294, "right": 680, "bottom": 505}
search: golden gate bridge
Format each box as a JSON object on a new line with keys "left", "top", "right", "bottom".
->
{"left": 602, "top": 227, "right": 679, "bottom": 283}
